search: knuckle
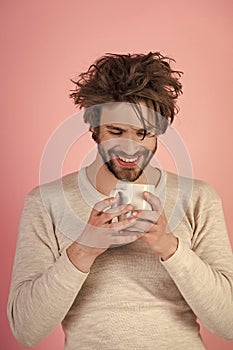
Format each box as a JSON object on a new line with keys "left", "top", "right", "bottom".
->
{"left": 93, "top": 202, "right": 101, "bottom": 209}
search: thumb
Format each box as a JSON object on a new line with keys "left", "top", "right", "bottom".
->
{"left": 143, "top": 191, "right": 161, "bottom": 211}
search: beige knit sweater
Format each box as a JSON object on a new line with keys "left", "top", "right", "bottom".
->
{"left": 8, "top": 168, "right": 233, "bottom": 349}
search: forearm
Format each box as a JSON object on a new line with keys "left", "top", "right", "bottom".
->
{"left": 66, "top": 241, "right": 100, "bottom": 273}
{"left": 162, "top": 239, "right": 233, "bottom": 339}
{"left": 7, "top": 251, "right": 88, "bottom": 348}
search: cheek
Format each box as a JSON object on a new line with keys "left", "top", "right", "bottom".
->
{"left": 99, "top": 139, "right": 120, "bottom": 152}
{"left": 98, "top": 132, "right": 121, "bottom": 146}
{"left": 143, "top": 139, "right": 157, "bottom": 152}
{"left": 98, "top": 130, "right": 118, "bottom": 143}
{"left": 98, "top": 130, "right": 108, "bottom": 140}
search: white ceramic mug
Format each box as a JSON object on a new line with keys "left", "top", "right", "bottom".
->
{"left": 110, "top": 183, "right": 155, "bottom": 232}
{"left": 110, "top": 182, "right": 155, "bottom": 211}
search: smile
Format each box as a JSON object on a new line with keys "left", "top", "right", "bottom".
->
{"left": 118, "top": 156, "right": 138, "bottom": 163}
{"left": 116, "top": 155, "right": 139, "bottom": 167}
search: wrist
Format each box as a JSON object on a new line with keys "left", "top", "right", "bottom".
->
{"left": 66, "top": 242, "right": 97, "bottom": 273}
{"left": 160, "top": 235, "right": 178, "bottom": 261}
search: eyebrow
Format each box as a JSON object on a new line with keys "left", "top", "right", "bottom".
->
{"left": 105, "top": 124, "right": 147, "bottom": 132}
{"left": 105, "top": 125, "right": 126, "bottom": 131}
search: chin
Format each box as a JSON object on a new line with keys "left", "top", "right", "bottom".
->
{"left": 106, "top": 161, "right": 143, "bottom": 182}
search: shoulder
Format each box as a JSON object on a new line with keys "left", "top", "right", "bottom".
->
{"left": 164, "top": 170, "right": 221, "bottom": 203}
{"left": 26, "top": 171, "right": 79, "bottom": 203}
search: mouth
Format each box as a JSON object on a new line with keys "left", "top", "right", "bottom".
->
{"left": 116, "top": 155, "right": 139, "bottom": 167}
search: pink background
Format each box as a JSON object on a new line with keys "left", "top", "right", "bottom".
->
{"left": 1, "top": 0, "right": 233, "bottom": 349}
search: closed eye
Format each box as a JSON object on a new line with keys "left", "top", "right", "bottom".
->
{"left": 136, "top": 131, "right": 145, "bottom": 137}
{"left": 106, "top": 126, "right": 125, "bottom": 135}
{"left": 136, "top": 129, "right": 154, "bottom": 138}
{"left": 108, "top": 130, "right": 123, "bottom": 135}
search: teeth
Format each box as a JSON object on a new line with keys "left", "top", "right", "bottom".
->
{"left": 119, "top": 156, "right": 138, "bottom": 163}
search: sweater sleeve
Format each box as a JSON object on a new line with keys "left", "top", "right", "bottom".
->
{"left": 161, "top": 182, "right": 233, "bottom": 339}
{"left": 7, "top": 189, "right": 89, "bottom": 348}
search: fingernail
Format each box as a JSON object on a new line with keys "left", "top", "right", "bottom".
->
{"left": 131, "top": 235, "right": 137, "bottom": 240}
{"left": 129, "top": 218, "right": 136, "bottom": 223}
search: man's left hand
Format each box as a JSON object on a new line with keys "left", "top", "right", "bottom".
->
{"left": 125, "top": 191, "right": 178, "bottom": 261}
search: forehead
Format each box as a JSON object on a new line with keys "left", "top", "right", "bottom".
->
{"left": 100, "top": 102, "right": 155, "bottom": 128}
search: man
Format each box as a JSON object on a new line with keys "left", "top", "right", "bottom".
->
{"left": 8, "top": 52, "right": 233, "bottom": 349}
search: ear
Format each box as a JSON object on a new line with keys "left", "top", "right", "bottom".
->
{"left": 90, "top": 127, "right": 99, "bottom": 143}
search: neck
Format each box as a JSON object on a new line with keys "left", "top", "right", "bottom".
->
{"left": 86, "top": 154, "right": 161, "bottom": 196}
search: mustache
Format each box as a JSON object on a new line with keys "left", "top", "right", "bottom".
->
{"left": 108, "top": 149, "right": 149, "bottom": 159}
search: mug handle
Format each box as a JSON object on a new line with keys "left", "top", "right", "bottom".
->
{"left": 109, "top": 189, "right": 129, "bottom": 207}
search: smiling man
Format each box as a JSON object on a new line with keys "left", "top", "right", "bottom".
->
{"left": 8, "top": 53, "right": 233, "bottom": 349}
{"left": 88, "top": 102, "right": 160, "bottom": 184}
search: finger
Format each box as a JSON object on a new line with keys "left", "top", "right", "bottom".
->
{"left": 101, "top": 204, "right": 134, "bottom": 223}
{"left": 119, "top": 230, "right": 144, "bottom": 239}
{"left": 136, "top": 210, "right": 160, "bottom": 223}
{"left": 118, "top": 209, "right": 141, "bottom": 222}
{"left": 109, "top": 231, "right": 139, "bottom": 245}
{"left": 92, "top": 197, "right": 117, "bottom": 215}
{"left": 130, "top": 219, "right": 156, "bottom": 233}
{"left": 143, "top": 191, "right": 162, "bottom": 212}
{"left": 104, "top": 204, "right": 133, "bottom": 215}
{"left": 79, "top": 226, "right": 139, "bottom": 248}
{"left": 110, "top": 216, "right": 137, "bottom": 231}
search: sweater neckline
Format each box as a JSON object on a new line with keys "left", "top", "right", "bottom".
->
{"left": 77, "top": 166, "right": 167, "bottom": 208}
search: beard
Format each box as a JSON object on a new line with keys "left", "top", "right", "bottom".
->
{"left": 98, "top": 143, "right": 157, "bottom": 182}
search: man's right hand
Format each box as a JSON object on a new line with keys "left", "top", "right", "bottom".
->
{"left": 66, "top": 197, "right": 139, "bottom": 273}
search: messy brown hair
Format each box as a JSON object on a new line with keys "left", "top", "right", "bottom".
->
{"left": 70, "top": 52, "right": 183, "bottom": 135}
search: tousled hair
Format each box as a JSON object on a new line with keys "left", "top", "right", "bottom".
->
{"left": 70, "top": 52, "right": 183, "bottom": 136}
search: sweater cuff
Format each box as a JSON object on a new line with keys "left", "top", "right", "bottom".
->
{"left": 160, "top": 238, "right": 203, "bottom": 284}
{"left": 160, "top": 238, "right": 190, "bottom": 270}
{"left": 51, "top": 250, "right": 89, "bottom": 290}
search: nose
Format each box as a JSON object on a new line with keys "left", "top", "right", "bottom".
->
{"left": 119, "top": 138, "right": 141, "bottom": 155}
